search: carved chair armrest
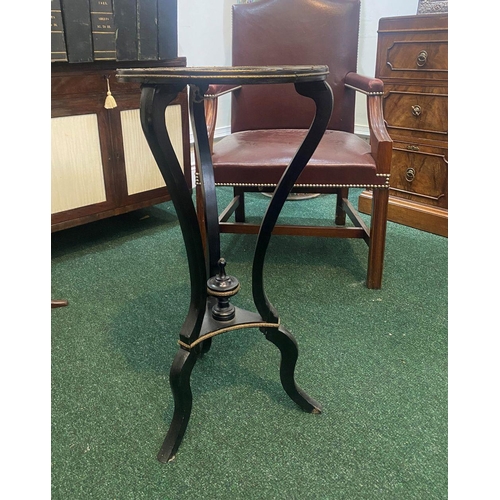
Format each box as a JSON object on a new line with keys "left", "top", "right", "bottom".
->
{"left": 345, "top": 72, "right": 392, "bottom": 174}
{"left": 345, "top": 72, "right": 384, "bottom": 94}
{"left": 204, "top": 85, "right": 242, "bottom": 153}
{"left": 195, "top": 85, "right": 241, "bottom": 248}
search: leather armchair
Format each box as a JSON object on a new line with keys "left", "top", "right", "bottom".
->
{"left": 200, "top": 0, "right": 392, "bottom": 289}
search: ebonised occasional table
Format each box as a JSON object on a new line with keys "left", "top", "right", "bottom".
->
{"left": 116, "top": 65, "right": 333, "bottom": 462}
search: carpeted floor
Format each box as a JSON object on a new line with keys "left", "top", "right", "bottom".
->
{"left": 51, "top": 188, "right": 447, "bottom": 499}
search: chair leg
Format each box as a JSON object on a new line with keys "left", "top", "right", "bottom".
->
{"left": 366, "top": 188, "right": 389, "bottom": 289}
{"left": 335, "top": 188, "right": 348, "bottom": 225}
{"left": 51, "top": 299, "right": 68, "bottom": 308}
{"left": 196, "top": 181, "right": 208, "bottom": 257}
{"left": 234, "top": 187, "right": 246, "bottom": 222}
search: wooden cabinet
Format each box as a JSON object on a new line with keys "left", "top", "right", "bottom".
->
{"left": 51, "top": 58, "right": 191, "bottom": 232}
{"left": 358, "top": 14, "right": 448, "bottom": 237}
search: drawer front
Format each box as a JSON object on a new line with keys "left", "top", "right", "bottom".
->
{"left": 390, "top": 142, "right": 447, "bottom": 208}
{"left": 383, "top": 86, "right": 447, "bottom": 142}
{"left": 377, "top": 35, "right": 447, "bottom": 81}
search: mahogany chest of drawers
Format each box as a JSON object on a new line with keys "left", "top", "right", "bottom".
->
{"left": 358, "top": 14, "right": 448, "bottom": 237}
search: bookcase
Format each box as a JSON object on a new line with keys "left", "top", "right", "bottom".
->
{"left": 51, "top": 0, "right": 190, "bottom": 232}
{"left": 51, "top": 0, "right": 177, "bottom": 63}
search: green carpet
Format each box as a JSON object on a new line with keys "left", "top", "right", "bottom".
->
{"left": 51, "top": 188, "right": 447, "bottom": 499}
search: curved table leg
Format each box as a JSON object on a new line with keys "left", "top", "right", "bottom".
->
{"left": 140, "top": 85, "right": 209, "bottom": 462}
{"left": 190, "top": 84, "right": 221, "bottom": 278}
{"left": 140, "top": 85, "right": 207, "bottom": 345}
{"left": 157, "top": 347, "right": 199, "bottom": 463}
{"left": 251, "top": 80, "right": 332, "bottom": 410}
{"left": 252, "top": 80, "right": 333, "bottom": 323}
{"left": 263, "top": 325, "right": 321, "bottom": 413}
{"left": 252, "top": 82, "right": 333, "bottom": 413}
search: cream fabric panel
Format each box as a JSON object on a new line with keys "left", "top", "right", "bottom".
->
{"left": 121, "top": 105, "right": 184, "bottom": 196}
{"left": 51, "top": 114, "right": 107, "bottom": 214}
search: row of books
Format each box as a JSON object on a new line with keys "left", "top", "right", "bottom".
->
{"left": 51, "top": 0, "right": 177, "bottom": 63}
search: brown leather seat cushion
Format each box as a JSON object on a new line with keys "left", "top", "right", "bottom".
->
{"left": 212, "top": 129, "right": 387, "bottom": 187}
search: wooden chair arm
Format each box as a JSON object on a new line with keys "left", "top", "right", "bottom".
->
{"left": 345, "top": 71, "right": 384, "bottom": 94}
{"left": 195, "top": 85, "right": 241, "bottom": 254}
{"left": 345, "top": 72, "right": 392, "bottom": 174}
{"left": 204, "top": 85, "right": 242, "bottom": 153}
{"left": 366, "top": 94, "right": 392, "bottom": 174}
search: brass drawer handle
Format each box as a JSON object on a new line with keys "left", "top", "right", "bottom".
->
{"left": 405, "top": 167, "right": 416, "bottom": 182}
{"left": 411, "top": 104, "right": 422, "bottom": 117}
{"left": 416, "top": 50, "right": 428, "bottom": 67}
{"left": 406, "top": 145, "right": 420, "bottom": 152}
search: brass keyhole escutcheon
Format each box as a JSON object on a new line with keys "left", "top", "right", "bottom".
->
{"left": 417, "top": 50, "right": 428, "bottom": 67}
{"left": 405, "top": 167, "right": 416, "bottom": 182}
{"left": 411, "top": 105, "right": 422, "bottom": 117}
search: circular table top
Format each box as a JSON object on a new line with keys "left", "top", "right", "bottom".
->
{"left": 116, "top": 65, "right": 329, "bottom": 85}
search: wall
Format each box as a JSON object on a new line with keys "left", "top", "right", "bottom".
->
{"left": 178, "top": 0, "right": 419, "bottom": 137}
{"left": 356, "top": 0, "right": 419, "bottom": 134}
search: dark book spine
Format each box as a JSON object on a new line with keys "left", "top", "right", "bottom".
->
{"left": 51, "top": 0, "right": 68, "bottom": 61}
{"left": 60, "top": 0, "right": 93, "bottom": 63}
{"left": 114, "top": 0, "right": 138, "bottom": 61}
{"left": 90, "top": 0, "right": 116, "bottom": 60}
{"left": 157, "top": 0, "right": 177, "bottom": 60}
{"left": 137, "top": 0, "right": 158, "bottom": 61}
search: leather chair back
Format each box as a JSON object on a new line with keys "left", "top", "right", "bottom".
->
{"left": 231, "top": 0, "right": 360, "bottom": 133}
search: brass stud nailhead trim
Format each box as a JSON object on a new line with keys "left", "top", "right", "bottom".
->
{"left": 195, "top": 172, "right": 390, "bottom": 189}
